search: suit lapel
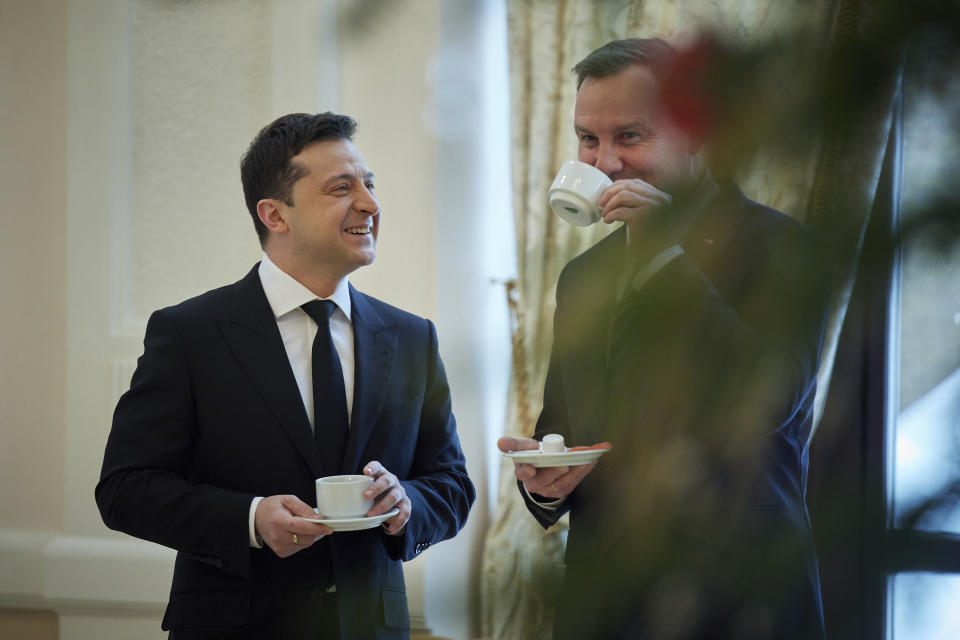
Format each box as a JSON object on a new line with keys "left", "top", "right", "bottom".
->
{"left": 216, "top": 265, "right": 324, "bottom": 478}
{"left": 340, "top": 285, "right": 397, "bottom": 473}
{"left": 682, "top": 182, "right": 746, "bottom": 270}
{"left": 341, "top": 286, "right": 397, "bottom": 474}
{"left": 566, "top": 228, "right": 626, "bottom": 441}
{"left": 566, "top": 190, "right": 745, "bottom": 442}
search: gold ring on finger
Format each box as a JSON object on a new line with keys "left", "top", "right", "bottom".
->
{"left": 551, "top": 482, "right": 560, "bottom": 493}
{"left": 292, "top": 533, "right": 299, "bottom": 545}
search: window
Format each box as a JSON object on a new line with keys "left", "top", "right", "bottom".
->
{"left": 887, "top": 29, "right": 960, "bottom": 639}
{"left": 810, "top": 27, "right": 960, "bottom": 640}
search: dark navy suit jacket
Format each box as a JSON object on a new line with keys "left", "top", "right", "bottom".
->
{"left": 96, "top": 264, "right": 475, "bottom": 640}
{"left": 522, "top": 184, "right": 831, "bottom": 639}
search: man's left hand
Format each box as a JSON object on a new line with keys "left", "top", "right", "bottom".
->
{"left": 498, "top": 436, "right": 597, "bottom": 501}
{"left": 363, "top": 461, "right": 410, "bottom": 535}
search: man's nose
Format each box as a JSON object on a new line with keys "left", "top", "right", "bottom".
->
{"left": 356, "top": 187, "right": 380, "bottom": 216}
{"left": 593, "top": 142, "right": 623, "bottom": 177}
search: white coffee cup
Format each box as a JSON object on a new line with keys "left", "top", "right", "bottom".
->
{"left": 315, "top": 475, "right": 374, "bottom": 519}
{"left": 548, "top": 160, "right": 613, "bottom": 226}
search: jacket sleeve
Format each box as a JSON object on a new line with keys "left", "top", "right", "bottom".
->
{"left": 386, "top": 319, "right": 476, "bottom": 561}
{"left": 516, "top": 268, "right": 577, "bottom": 529}
{"left": 95, "top": 309, "right": 255, "bottom": 579}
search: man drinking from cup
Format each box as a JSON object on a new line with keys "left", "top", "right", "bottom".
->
{"left": 498, "top": 38, "right": 831, "bottom": 639}
{"left": 97, "top": 112, "right": 475, "bottom": 640}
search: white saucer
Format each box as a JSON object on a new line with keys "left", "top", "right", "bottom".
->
{"left": 297, "top": 508, "right": 400, "bottom": 531}
{"left": 503, "top": 448, "right": 609, "bottom": 467}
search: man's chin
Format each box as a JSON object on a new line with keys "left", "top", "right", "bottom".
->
{"left": 355, "top": 250, "right": 376, "bottom": 267}
{"left": 342, "top": 237, "right": 376, "bottom": 266}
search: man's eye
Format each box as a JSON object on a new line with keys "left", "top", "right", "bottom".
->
{"left": 621, "top": 131, "right": 648, "bottom": 143}
{"left": 365, "top": 182, "right": 375, "bottom": 191}
{"left": 579, "top": 135, "right": 597, "bottom": 144}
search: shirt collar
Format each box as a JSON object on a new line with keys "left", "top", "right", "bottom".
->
{"left": 258, "top": 253, "right": 352, "bottom": 322}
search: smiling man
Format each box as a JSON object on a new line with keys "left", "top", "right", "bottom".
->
{"left": 499, "top": 39, "right": 832, "bottom": 639}
{"left": 96, "top": 112, "right": 475, "bottom": 640}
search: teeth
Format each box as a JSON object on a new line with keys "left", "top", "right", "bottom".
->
{"left": 345, "top": 227, "right": 371, "bottom": 235}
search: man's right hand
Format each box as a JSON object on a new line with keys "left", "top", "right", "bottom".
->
{"left": 254, "top": 495, "right": 333, "bottom": 558}
{"left": 497, "top": 436, "right": 598, "bottom": 501}
{"left": 597, "top": 178, "right": 672, "bottom": 232}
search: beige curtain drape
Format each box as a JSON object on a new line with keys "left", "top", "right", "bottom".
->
{"left": 480, "top": 1, "right": 898, "bottom": 638}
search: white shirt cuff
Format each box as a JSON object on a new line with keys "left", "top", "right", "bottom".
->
{"left": 381, "top": 521, "right": 407, "bottom": 536}
{"left": 249, "top": 496, "right": 264, "bottom": 548}
{"left": 522, "top": 483, "right": 563, "bottom": 510}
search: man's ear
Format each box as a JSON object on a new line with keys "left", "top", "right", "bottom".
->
{"left": 256, "top": 199, "right": 289, "bottom": 236}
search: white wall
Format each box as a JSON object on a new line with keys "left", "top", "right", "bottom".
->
{"left": 426, "top": 1, "right": 514, "bottom": 638}
{"left": 0, "top": 1, "right": 68, "bottom": 638}
{"left": 0, "top": 0, "right": 67, "bottom": 537}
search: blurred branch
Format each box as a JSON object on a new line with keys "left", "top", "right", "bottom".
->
{"left": 338, "top": 0, "right": 409, "bottom": 38}
{"left": 899, "top": 195, "right": 960, "bottom": 254}
{"left": 898, "top": 479, "right": 960, "bottom": 533}
{"left": 663, "top": 0, "right": 959, "bottom": 258}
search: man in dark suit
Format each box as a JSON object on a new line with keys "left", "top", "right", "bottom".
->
{"left": 96, "top": 112, "right": 475, "bottom": 639}
{"left": 498, "top": 39, "right": 831, "bottom": 638}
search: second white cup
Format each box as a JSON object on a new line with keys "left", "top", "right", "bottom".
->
{"left": 315, "top": 475, "right": 374, "bottom": 519}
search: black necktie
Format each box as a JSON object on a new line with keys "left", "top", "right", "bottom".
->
{"left": 301, "top": 300, "right": 349, "bottom": 475}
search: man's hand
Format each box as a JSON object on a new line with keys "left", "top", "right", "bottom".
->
{"left": 254, "top": 495, "right": 333, "bottom": 558}
{"left": 363, "top": 461, "right": 411, "bottom": 535}
{"left": 597, "top": 178, "right": 672, "bottom": 235}
{"left": 497, "top": 436, "right": 598, "bottom": 501}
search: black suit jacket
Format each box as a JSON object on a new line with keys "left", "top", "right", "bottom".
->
{"left": 522, "top": 184, "right": 831, "bottom": 639}
{"left": 96, "top": 264, "right": 475, "bottom": 640}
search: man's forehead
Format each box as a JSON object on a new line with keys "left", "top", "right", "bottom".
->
{"left": 295, "top": 139, "right": 371, "bottom": 178}
{"left": 575, "top": 64, "right": 662, "bottom": 114}
{"left": 574, "top": 115, "right": 651, "bottom": 133}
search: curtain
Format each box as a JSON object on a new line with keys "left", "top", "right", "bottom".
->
{"left": 805, "top": 1, "right": 904, "bottom": 434}
{"left": 480, "top": 1, "right": 897, "bottom": 638}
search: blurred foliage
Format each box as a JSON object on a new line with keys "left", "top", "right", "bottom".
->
{"left": 338, "top": 0, "right": 409, "bottom": 38}
{"left": 554, "top": 0, "right": 960, "bottom": 636}
{"left": 663, "top": 0, "right": 960, "bottom": 254}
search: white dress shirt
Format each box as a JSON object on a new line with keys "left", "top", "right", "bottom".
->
{"left": 248, "top": 253, "right": 354, "bottom": 546}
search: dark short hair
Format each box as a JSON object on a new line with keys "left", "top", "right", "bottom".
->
{"left": 573, "top": 38, "right": 678, "bottom": 89}
{"left": 240, "top": 112, "right": 357, "bottom": 245}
